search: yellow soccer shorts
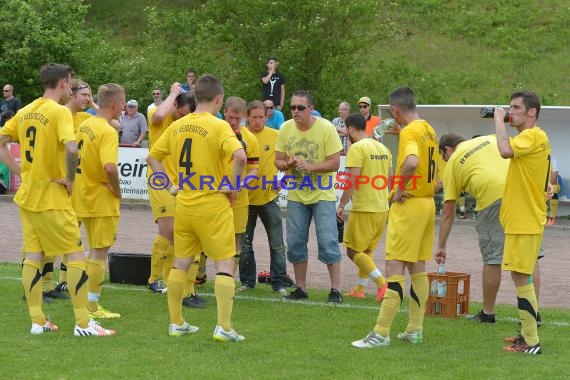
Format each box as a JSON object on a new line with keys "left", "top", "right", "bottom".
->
{"left": 344, "top": 210, "right": 388, "bottom": 253}
{"left": 233, "top": 205, "right": 248, "bottom": 234}
{"left": 174, "top": 204, "right": 235, "bottom": 261}
{"left": 385, "top": 197, "right": 435, "bottom": 262}
{"left": 81, "top": 216, "right": 120, "bottom": 249}
{"left": 502, "top": 234, "right": 542, "bottom": 275}
{"left": 149, "top": 187, "right": 176, "bottom": 222}
{"left": 19, "top": 208, "right": 83, "bottom": 256}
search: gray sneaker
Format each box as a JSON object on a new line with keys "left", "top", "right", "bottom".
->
{"left": 327, "top": 288, "right": 343, "bottom": 304}
{"left": 182, "top": 294, "right": 206, "bottom": 309}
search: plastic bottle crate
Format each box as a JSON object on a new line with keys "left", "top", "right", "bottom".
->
{"left": 426, "top": 271, "right": 470, "bottom": 319}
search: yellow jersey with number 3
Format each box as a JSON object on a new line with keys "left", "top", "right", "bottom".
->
{"left": 0, "top": 98, "right": 75, "bottom": 211}
{"left": 149, "top": 112, "right": 243, "bottom": 213}
{"left": 72, "top": 116, "right": 120, "bottom": 217}
{"left": 395, "top": 119, "right": 437, "bottom": 198}
{"left": 500, "top": 126, "right": 550, "bottom": 234}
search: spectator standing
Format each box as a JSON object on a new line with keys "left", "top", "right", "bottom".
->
{"left": 261, "top": 58, "right": 285, "bottom": 111}
{"left": 263, "top": 99, "right": 284, "bottom": 130}
{"left": 331, "top": 102, "right": 350, "bottom": 154}
{"left": 1, "top": 84, "right": 22, "bottom": 127}
{"left": 181, "top": 68, "right": 197, "bottom": 93}
{"left": 119, "top": 99, "right": 148, "bottom": 146}
{"left": 147, "top": 87, "right": 164, "bottom": 114}
{"left": 358, "top": 96, "right": 380, "bottom": 137}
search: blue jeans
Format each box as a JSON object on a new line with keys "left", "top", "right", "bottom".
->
{"left": 240, "top": 198, "right": 287, "bottom": 290}
{"left": 286, "top": 200, "right": 341, "bottom": 265}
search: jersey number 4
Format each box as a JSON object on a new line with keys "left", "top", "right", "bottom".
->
{"left": 179, "top": 138, "right": 193, "bottom": 175}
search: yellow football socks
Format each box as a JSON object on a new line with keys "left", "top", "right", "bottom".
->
{"left": 517, "top": 283, "right": 539, "bottom": 346}
{"left": 215, "top": 274, "right": 235, "bottom": 332}
{"left": 167, "top": 269, "right": 187, "bottom": 326}
{"left": 184, "top": 256, "right": 200, "bottom": 297}
{"left": 150, "top": 235, "right": 169, "bottom": 283}
{"left": 41, "top": 256, "right": 55, "bottom": 292}
{"left": 163, "top": 242, "right": 174, "bottom": 281}
{"left": 87, "top": 258, "right": 106, "bottom": 312}
{"left": 22, "top": 259, "right": 45, "bottom": 325}
{"left": 66, "top": 260, "right": 90, "bottom": 328}
{"left": 353, "top": 252, "right": 386, "bottom": 287}
{"left": 407, "top": 272, "right": 429, "bottom": 333}
{"left": 374, "top": 275, "right": 405, "bottom": 337}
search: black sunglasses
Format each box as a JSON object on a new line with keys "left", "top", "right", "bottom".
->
{"left": 153, "top": 92, "right": 161, "bottom": 96}
{"left": 265, "top": 106, "right": 274, "bottom": 110}
{"left": 290, "top": 105, "right": 307, "bottom": 111}
{"left": 358, "top": 104, "right": 369, "bottom": 109}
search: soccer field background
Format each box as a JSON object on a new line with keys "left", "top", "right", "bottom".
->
{"left": 1, "top": 263, "right": 568, "bottom": 379}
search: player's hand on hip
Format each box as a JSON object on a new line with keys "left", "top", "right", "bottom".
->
{"left": 51, "top": 178, "right": 73, "bottom": 195}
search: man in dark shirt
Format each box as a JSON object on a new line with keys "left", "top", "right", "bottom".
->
{"left": 261, "top": 58, "right": 285, "bottom": 111}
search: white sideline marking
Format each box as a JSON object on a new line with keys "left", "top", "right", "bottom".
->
{"left": 4, "top": 275, "right": 569, "bottom": 327}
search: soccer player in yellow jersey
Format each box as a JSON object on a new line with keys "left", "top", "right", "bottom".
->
{"left": 437, "top": 134, "right": 510, "bottom": 322}
{"left": 494, "top": 91, "right": 550, "bottom": 355}
{"left": 147, "top": 74, "right": 247, "bottom": 341}
{"left": 336, "top": 113, "right": 390, "bottom": 302}
{"left": 72, "top": 83, "right": 125, "bottom": 320}
{"left": 43, "top": 79, "right": 107, "bottom": 298}
{"left": 239, "top": 100, "right": 288, "bottom": 294}
{"left": 145, "top": 82, "right": 195, "bottom": 298}
{"left": 0, "top": 63, "right": 114, "bottom": 336}
{"left": 353, "top": 86, "right": 437, "bottom": 348}
{"left": 223, "top": 97, "right": 260, "bottom": 290}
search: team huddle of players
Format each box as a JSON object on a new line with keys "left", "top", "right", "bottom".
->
{"left": 0, "top": 64, "right": 551, "bottom": 354}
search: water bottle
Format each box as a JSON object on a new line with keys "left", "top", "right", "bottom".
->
{"left": 430, "top": 279, "right": 438, "bottom": 295}
{"left": 372, "top": 118, "right": 396, "bottom": 139}
{"left": 437, "top": 263, "right": 446, "bottom": 275}
{"left": 437, "top": 280, "right": 447, "bottom": 297}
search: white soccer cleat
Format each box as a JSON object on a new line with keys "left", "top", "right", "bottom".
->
{"left": 351, "top": 331, "right": 391, "bottom": 348}
{"left": 74, "top": 319, "right": 116, "bottom": 337}
{"left": 169, "top": 322, "right": 199, "bottom": 336}
{"left": 30, "top": 321, "right": 58, "bottom": 335}
{"left": 213, "top": 325, "right": 245, "bottom": 342}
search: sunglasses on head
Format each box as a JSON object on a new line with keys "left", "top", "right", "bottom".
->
{"left": 290, "top": 105, "right": 307, "bottom": 111}
{"left": 358, "top": 104, "right": 369, "bottom": 109}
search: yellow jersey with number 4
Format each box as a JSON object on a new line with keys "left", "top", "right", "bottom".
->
{"left": 0, "top": 98, "right": 75, "bottom": 211}
{"left": 149, "top": 112, "right": 243, "bottom": 214}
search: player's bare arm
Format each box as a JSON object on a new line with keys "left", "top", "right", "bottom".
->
{"left": 494, "top": 107, "right": 514, "bottom": 158}
{"left": 392, "top": 154, "right": 418, "bottom": 203}
{"left": 0, "top": 134, "right": 20, "bottom": 175}
{"left": 336, "top": 166, "right": 359, "bottom": 221}
{"left": 104, "top": 163, "right": 122, "bottom": 199}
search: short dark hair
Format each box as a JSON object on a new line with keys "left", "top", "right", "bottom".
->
{"left": 266, "top": 57, "right": 276, "bottom": 63}
{"left": 511, "top": 90, "right": 541, "bottom": 119}
{"left": 176, "top": 92, "right": 196, "bottom": 113}
{"left": 186, "top": 68, "right": 196, "bottom": 76}
{"left": 389, "top": 86, "right": 416, "bottom": 112}
{"left": 194, "top": 74, "right": 223, "bottom": 103}
{"left": 345, "top": 113, "right": 366, "bottom": 131}
{"left": 439, "top": 133, "right": 466, "bottom": 155}
{"left": 291, "top": 90, "right": 314, "bottom": 106}
{"left": 40, "top": 63, "right": 74, "bottom": 90}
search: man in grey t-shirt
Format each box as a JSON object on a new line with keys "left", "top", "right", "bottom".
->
{"left": 119, "top": 99, "right": 148, "bottom": 146}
